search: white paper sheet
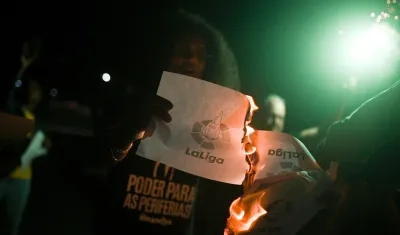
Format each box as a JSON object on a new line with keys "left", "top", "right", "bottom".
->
{"left": 137, "top": 72, "right": 249, "bottom": 184}
{"left": 227, "top": 171, "right": 332, "bottom": 235}
{"left": 226, "top": 131, "right": 334, "bottom": 235}
{"left": 249, "top": 130, "right": 321, "bottom": 182}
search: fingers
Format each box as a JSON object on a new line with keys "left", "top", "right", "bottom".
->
{"left": 153, "top": 109, "right": 172, "bottom": 123}
{"left": 152, "top": 95, "right": 173, "bottom": 123}
{"left": 155, "top": 95, "right": 173, "bottom": 111}
{"left": 107, "top": 93, "right": 173, "bottom": 138}
{"left": 142, "top": 120, "right": 156, "bottom": 140}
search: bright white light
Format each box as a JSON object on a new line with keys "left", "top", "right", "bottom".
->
{"left": 395, "top": 16, "right": 399, "bottom": 20}
{"left": 371, "top": 12, "right": 375, "bottom": 17}
{"left": 349, "top": 76, "right": 357, "bottom": 87}
{"left": 102, "top": 73, "right": 111, "bottom": 82}
{"left": 343, "top": 76, "right": 357, "bottom": 89}
{"left": 342, "top": 24, "right": 399, "bottom": 73}
{"left": 338, "top": 30, "right": 344, "bottom": 35}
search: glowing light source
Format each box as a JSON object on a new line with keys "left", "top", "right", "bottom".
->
{"left": 15, "top": 80, "right": 22, "bottom": 87}
{"left": 102, "top": 73, "right": 111, "bottom": 82}
{"left": 343, "top": 76, "right": 358, "bottom": 90}
{"left": 371, "top": 12, "right": 376, "bottom": 17}
{"left": 349, "top": 76, "right": 357, "bottom": 87}
{"left": 340, "top": 23, "right": 399, "bottom": 73}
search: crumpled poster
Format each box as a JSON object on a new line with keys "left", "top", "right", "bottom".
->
{"left": 137, "top": 72, "right": 250, "bottom": 184}
{"left": 225, "top": 131, "right": 336, "bottom": 235}
{"left": 248, "top": 131, "right": 321, "bottom": 182}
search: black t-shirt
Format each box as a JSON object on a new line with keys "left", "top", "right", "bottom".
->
{"left": 97, "top": 154, "right": 198, "bottom": 235}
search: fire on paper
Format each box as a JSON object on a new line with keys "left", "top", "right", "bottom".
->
{"left": 224, "top": 98, "right": 338, "bottom": 235}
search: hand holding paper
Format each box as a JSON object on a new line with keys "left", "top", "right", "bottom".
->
{"left": 137, "top": 72, "right": 250, "bottom": 184}
{"left": 133, "top": 71, "right": 340, "bottom": 235}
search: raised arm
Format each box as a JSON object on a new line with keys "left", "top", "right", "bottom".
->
{"left": 316, "top": 80, "right": 400, "bottom": 170}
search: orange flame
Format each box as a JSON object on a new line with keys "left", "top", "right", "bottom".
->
{"left": 226, "top": 191, "right": 267, "bottom": 234}
{"left": 225, "top": 95, "right": 263, "bottom": 235}
{"left": 243, "top": 96, "right": 259, "bottom": 155}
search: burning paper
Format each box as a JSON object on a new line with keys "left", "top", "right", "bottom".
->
{"left": 225, "top": 131, "right": 337, "bottom": 235}
{"left": 246, "top": 131, "right": 321, "bottom": 184}
{"left": 137, "top": 72, "right": 250, "bottom": 184}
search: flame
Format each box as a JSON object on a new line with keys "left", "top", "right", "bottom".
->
{"left": 226, "top": 191, "right": 267, "bottom": 234}
{"left": 245, "top": 95, "right": 259, "bottom": 126}
{"left": 243, "top": 96, "right": 259, "bottom": 155}
{"left": 243, "top": 126, "right": 256, "bottom": 155}
{"left": 224, "top": 95, "right": 263, "bottom": 235}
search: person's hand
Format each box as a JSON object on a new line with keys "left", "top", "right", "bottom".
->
{"left": 20, "top": 131, "right": 50, "bottom": 168}
{"left": 104, "top": 92, "right": 173, "bottom": 161}
{"left": 137, "top": 95, "right": 173, "bottom": 139}
{"left": 106, "top": 94, "right": 173, "bottom": 141}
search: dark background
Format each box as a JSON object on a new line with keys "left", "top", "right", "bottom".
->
{"left": 2, "top": 0, "right": 395, "bottom": 133}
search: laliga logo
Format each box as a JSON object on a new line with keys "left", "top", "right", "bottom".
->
{"left": 191, "top": 112, "right": 230, "bottom": 150}
{"left": 186, "top": 112, "right": 229, "bottom": 164}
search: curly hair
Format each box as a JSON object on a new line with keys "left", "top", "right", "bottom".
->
{"left": 161, "top": 9, "right": 241, "bottom": 90}
{"left": 14, "top": 8, "right": 241, "bottom": 105}
{"left": 132, "top": 9, "right": 241, "bottom": 91}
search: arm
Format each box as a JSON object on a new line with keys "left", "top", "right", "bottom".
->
{"left": 35, "top": 84, "right": 172, "bottom": 169}
{"left": 316, "top": 80, "right": 400, "bottom": 169}
{"left": 35, "top": 101, "right": 134, "bottom": 169}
